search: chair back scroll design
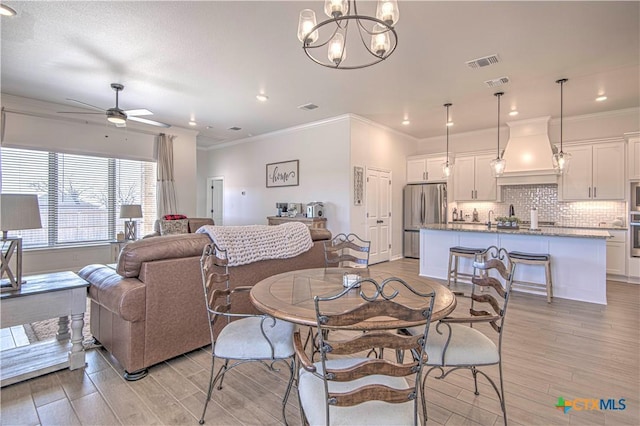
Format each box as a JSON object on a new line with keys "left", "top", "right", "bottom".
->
{"left": 420, "top": 245, "right": 515, "bottom": 425}
{"left": 199, "top": 243, "right": 295, "bottom": 425}
{"left": 296, "top": 277, "right": 435, "bottom": 425}
{"left": 323, "top": 233, "right": 371, "bottom": 268}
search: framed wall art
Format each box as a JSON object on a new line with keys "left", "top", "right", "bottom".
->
{"left": 353, "top": 166, "right": 364, "bottom": 205}
{"left": 266, "top": 160, "right": 299, "bottom": 188}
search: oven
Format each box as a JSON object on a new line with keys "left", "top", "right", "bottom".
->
{"left": 632, "top": 182, "right": 640, "bottom": 212}
{"left": 631, "top": 212, "right": 640, "bottom": 257}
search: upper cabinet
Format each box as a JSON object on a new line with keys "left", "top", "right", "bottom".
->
{"left": 407, "top": 155, "right": 448, "bottom": 183}
{"left": 627, "top": 133, "right": 640, "bottom": 180}
{"left": 453, "top": 153, "right": 497, "bottom": 201}
{"left": 561, "top": 141, "right": 625, "bottom": 200}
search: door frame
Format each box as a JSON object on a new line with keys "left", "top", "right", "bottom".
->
{"left": 206, "top": 176, "right": 224, "bottom": 225}
{"left": 365, "top": 166, "right": 392, "bottom": 264}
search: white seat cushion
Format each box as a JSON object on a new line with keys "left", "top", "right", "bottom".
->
{"left": 214, "top": 316, "right": 294, "bottom": 359}
{"left": 298, "top": 357, "right": 415, "bottom": 426}
{"left": 408, "top": 323, "right": 499, "bottom": 366}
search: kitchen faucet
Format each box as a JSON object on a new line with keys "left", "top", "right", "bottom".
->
{"left": 487, "top": 210, "right": 495, "bottom": 228}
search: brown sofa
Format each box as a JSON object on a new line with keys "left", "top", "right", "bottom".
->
{"left": 78, "top": 227, "right": 331, "bottom": 380}
{"left": 143, "top": 217, "right": 215, "bottom": 238}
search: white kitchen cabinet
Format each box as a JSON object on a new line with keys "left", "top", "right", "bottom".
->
{"left": 407, "top": 158, "right": 427, "bottom": 182}
{"left": 606, "top": 230, "right": 627, "bottom": 277}
{"left": 407, "top": 155, "right": 447, "bottom": 183}
{"left": 627, "top": 133, "right": 640, "bottom": 180}
{"left": 453, "top": 153, "right": 497, "bottom": 201}
{"left": 628, "top": 257, "right": 640, "bottom": 281}
{"left": 561, "top": 141, "right": 625, "bottom": 200}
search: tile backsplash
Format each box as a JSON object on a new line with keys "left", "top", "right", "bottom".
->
{"left": 454, "top": 184, "right": 627, "bottom": 227}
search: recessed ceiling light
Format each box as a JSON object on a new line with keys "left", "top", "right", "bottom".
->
{"left": 402, "top": 119, "right": 410, "bottom": 125}
{"left": 188, "top": 121, "right": 197, "bottom": 126}
{"left": 595, "top": 95, "right": 607, "bottom": 102}
{"left": 509, "top": 110, "right": 519, "bottom": 116}
{"left": 0, "top": 5, "right": 17, "bottom": 16}
{"left": 256, "top": 94, "right": 269, "bottom": 102}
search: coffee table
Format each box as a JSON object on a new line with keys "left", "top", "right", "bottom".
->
{"left": 0, "top": 271, "right": 89, "bottom": 387}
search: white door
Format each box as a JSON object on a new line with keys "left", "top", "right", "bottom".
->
{"left": 206, "top": 177, "right": 224, "bottom": 225}
{"left": 366, "top": 168, "right": 391, "bottom": 265}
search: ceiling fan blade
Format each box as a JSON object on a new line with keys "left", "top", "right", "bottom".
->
{"left": 65, "top": 98, "right": 106, "bottom": 111}
{"left": 128, "top": 116, "right": 171, "bottom": 128}
{"left": 124, "top": 109, "right": 153, "bottom": 116}
{"left": 57, "top": 111, "right": 104, "bottom": 114}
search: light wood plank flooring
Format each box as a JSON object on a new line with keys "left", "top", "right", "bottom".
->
{"left": 1, "top": 259, "right": 638, "bottom": 425}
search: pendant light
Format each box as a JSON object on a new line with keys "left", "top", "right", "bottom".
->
{"left": 552, "top": 78, "right": 571, "bottom": 175}
{"left": 490, "top": 92, "right": 506, "bottom": 177}
{"left": 441, "top": 103, "right": 454, "bottom": 178}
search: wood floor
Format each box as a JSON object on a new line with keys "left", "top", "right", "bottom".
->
{"left": 1, "top": 258, "right": 638, "bottom": 425}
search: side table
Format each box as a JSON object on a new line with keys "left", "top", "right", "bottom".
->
{"left": 0, "top": 271, "right": 89, "bottom": 387}
{"left": 110, "top": 240, "right": 129, "bottom": 262}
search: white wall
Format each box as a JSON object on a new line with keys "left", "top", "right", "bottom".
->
{"left": 201, "top": 116, "right": 351, "bottom": 234}
{"left": 1, "top": 94, "right": 199, "bottom": 273}
{"left": 350, "top": 116, "right": 416, "bottom": 259}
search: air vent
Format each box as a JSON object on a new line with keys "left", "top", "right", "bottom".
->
{"left": 228, "top": 126, "right": 242, "bottom": 131}
{"left": 466, "top": 54, "right": 500, "bottom": 69}
{"left": 484, "top": 76, "right": 510, "bottom": 88}
{"left": 298, "top": 103, "right": 319, "bottom": 111}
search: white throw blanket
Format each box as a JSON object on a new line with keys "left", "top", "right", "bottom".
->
{"left": 196, "top": 222, "right": 313, "bottom": 266}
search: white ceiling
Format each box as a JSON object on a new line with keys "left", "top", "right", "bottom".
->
{"left": 2, "top": 1, "right": 639, "bottom": 148}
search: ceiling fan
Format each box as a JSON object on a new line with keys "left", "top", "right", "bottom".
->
{"left": 58, "top": 83, "right": 171, "bottom": 128}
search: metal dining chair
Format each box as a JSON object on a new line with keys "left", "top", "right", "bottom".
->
{"left": 404, "top": 245, "right": 515, "bottom": 425}
{"left": 323, "top": 233, "right": 371, "bottom": 268}
{"left": 199, "top": 243, "right": 296, "bottom": 425}
{"left": 294, "top": 276, "right": 436, "bottom": 425}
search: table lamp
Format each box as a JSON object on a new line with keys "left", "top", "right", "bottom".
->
{"left": 120, "top": 204, "right": 143, "bottom": 240}
{"left": 1, "top": 194, "right": 43, "bottom": 291}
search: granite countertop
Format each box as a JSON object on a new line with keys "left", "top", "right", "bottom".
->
{"left": 448, "top": 221, "right": 627, "bottom": 231}
{"left": 422, "top": 223, "right": 612, "bottom": 239}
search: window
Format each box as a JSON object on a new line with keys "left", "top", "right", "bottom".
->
{"left": 1, "top": 147, "right": 156, "bottom": 248}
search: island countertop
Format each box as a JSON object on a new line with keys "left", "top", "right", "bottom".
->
{"left": 421, "top": 223, "right": 611, "bottom": 239}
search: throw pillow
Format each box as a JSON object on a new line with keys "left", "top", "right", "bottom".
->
{"left": 163, "top": 214, "right": 187, "bottom": 220}
{"left": 159, "top": 219, "right": 188, "bottom": 235}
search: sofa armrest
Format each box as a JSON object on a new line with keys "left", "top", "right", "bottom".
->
{"left": 78, "top": 264, "right": 146, "bottom": 322}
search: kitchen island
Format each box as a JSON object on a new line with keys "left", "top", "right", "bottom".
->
{"left": 420, "top": 224, "right": 611, "bottom": 305}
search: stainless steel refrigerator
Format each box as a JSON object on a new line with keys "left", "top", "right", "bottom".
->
{"left": 403, "top": 183, "right": 447, "bottom": 258}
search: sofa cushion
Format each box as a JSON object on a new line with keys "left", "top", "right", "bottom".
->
{"left": 117, "top": 233, "right": 211, "bottom": 278}
{"left": 159, "top": 219, "right": 188, "bottom": 235}
{"left": 188, "top": 217, "right": 214, "bottom": 233}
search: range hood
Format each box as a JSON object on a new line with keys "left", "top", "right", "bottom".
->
{"left": 497, "top": 116, "right": 558, "bottom": 185}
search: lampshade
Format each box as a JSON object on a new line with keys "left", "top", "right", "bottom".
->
{"left": 119, "top": 204, "right": 143, "bottom": 219}
{"left": 1, "top": 194, "right": 42, "bottom": 232}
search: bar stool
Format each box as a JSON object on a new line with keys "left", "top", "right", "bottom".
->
{"left": 509, "top": 251, "right": 553, "bottom": 303}
{"left": 447, "top": 246, "right": 484, "bottom": 287}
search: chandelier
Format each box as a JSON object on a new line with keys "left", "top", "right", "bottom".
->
{"left": 297, "top": 0, "right": 399, "bottom": 70}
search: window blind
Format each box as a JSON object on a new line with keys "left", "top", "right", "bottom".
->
{"left": 1, "top": 147, "right": 157, "bottom": 247}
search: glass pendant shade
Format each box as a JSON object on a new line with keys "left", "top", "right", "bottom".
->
{"left": 325, "top": 0, "right": 348, "bottom": 18}
{"left": 490, "top": 157, "right": 506, "bottom": 177}
{"left": 328, "top": 32, "right": 346, "bottom": 65}
{"left": 554, "top": 78, "right": 571, "bottom": 175}
{"left": 553, "top": 151, "right": 572, "bottom": 175}
{"left": 376, "top": 0, "right": 399, "bottom": 25}
{"left": 442, "top": 161, "right": 453, "bottom": 178}
{"left": 298, "top": 9, "right": 318, "bottom": 44}
{"left": 370, "top": 24, "right": 390, "bottom": 57}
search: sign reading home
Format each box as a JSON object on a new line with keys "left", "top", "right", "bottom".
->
{"left": 266, "top": 160, "right": 299, "bottom": 187}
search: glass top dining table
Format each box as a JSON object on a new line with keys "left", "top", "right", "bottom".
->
{"left": 250, "top": 267, "right": 457, "bottom": 330}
